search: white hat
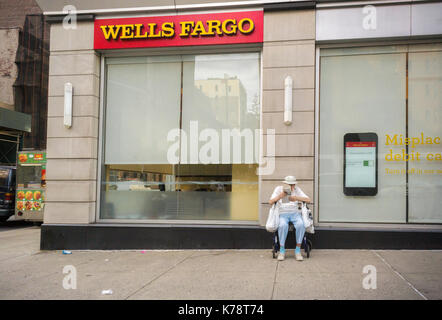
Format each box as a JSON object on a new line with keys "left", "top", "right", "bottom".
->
{"left": 282, "top": 175, "right": 297, "bottom": 185}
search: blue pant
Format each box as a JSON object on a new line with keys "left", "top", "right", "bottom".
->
{"left": 278, "top": 212, "right": 305, "bottom": 248}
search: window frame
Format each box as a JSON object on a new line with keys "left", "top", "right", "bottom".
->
{"left": 315, "top": 40, "right": 442, "bottom": 230}
{"left": 95, "top": 45, "right": 263, "bottom": 225}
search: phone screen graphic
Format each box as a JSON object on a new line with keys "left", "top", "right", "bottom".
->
{"left": 345, "top": 141, "right": 376, "bottom": 188}
{"left": 343, "top": 133, "right": 378, "bottom": 196}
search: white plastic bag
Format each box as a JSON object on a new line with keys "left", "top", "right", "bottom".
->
{"left": 301, "top": 202, "right": 315, "bottom": 234}
{"left": 266, "top": 203, "right": 279, "bottom": 232}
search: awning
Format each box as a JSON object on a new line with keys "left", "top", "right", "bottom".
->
{"left": 0, "top": 107, "right": 31, "bottom": 133}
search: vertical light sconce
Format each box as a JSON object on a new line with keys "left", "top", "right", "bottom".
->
{"left": 64, "top": 82, "right": 73, "bottom": 128}
{"left": 284, "top": 76, "right": 293, "bottom": 125}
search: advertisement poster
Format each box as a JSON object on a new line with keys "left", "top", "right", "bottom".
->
{"left": 18, "top": 152, "right": 46, "bottom": 164}
{"left": 16, "top": 189, "right": 44, "bottom": 211}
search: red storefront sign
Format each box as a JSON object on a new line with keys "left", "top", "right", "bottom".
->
{"left": 94, "top": 11, "right": 263, "bottom": 50}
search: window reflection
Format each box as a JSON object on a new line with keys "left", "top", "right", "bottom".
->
{"left": 101, "top": 53, "right": 260, "bottom": 221}
{"left": 101, "top": 164, "right": 258, "bottom": 221}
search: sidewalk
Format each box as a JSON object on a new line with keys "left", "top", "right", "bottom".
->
{"left": 0, "top": 225, "right": 441, "bottom": 300}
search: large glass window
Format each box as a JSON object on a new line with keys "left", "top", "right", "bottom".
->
{"left": 101, "top": 53, "right": 260, "bottom": 222}
{"left": 319, "top": 44, "right": 442, "bottom": 224}
{"left": 408, "top": 44, "right": 442, "bottom": 223}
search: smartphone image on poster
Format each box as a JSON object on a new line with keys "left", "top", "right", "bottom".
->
{"left": 343, "top": 133, "right": 378, "bottom": 196}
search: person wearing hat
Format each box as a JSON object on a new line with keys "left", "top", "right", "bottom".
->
{"left": 269, "top": 175, "right": 311, "bottom": 261}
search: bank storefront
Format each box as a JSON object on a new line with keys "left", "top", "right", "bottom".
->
{"left": 41, "top": 0, "right": 441, "bottom": 250}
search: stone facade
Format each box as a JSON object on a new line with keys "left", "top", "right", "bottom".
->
{"left": 44, "top": 9, "right": 315, "bottom": 226}
{"left": 44, "top": 21, "right": 100, "bottom": 224}
{"left": 259, "top": 9, "right": 315, "bottom": 225}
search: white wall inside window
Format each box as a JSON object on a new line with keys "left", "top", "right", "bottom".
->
{"left": 408, "top": 44, "right": 442, "bottom": 223}
{"left": 105, "top": 56, "right": 182, "bottom": 164}
{"left": 319, "top": 47, "right": 407, "bottom": 223}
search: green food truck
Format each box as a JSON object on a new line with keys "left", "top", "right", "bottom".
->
{"left": 15, "top": 151, "right": 46, "bottom": 222}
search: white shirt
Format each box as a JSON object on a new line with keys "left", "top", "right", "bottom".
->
{"left": 270, "top": 185, "right": 308, "bottom": 214}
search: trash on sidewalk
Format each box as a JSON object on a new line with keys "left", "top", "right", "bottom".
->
{"left": 141, "top": 250, "right": 146, "bottom": 254}
{"left": 101, "top": 289, "right": 113, "bottom": 295}
{"left": 62, "top": 250, "right": 72, "bottom": 255}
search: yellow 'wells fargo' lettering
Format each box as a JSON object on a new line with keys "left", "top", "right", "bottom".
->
{"left": 100, "top": 25, "right": 121, "bottom": 40}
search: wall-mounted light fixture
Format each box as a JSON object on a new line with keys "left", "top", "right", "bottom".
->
{"left": 64, "top": 82, "right": 73, "bottom": 128}
{"left": 284, "top": 76, "right": 293, "bottom": 125}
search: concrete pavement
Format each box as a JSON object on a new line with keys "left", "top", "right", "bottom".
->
{"left": 0, "top": 225, "right": 441, "bottom": 300}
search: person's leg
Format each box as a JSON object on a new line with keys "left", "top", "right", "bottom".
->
{"left": 293, "top": 213, "right": 305, "bottom": 255}
{"left": 278, "top": 214, "right": 290, "bottom": 254}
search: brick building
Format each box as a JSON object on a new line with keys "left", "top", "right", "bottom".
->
{"left": 0, "top": 0, "right": 49, "bottom": 162}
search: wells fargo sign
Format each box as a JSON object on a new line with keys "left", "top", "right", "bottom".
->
{"left": 94, "top": 11, "right": 263, "bottom": 50}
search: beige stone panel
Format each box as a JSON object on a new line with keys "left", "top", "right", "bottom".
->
{"left": 264, "top": 39, "right": 313, "bottom": 47}
{"left": 260, "top": 157, "right": 314, "bottom": 180}
{"left": 48, "top": 95, "right": 99, "bottom": 118}
{"left": 49, "top": 52, "right": 100, "bottom": 76}
{"left": 263, "top": 42, "right": 315, "bottom": 68}
{"left": 264, "top": 10, "right": 315, "bottom": 42}
{"left": 262, "top": 89, "right": 314, "bottom": 112}
{"left": 263, "top": 67, "right": 314, "bottom": 90}
{"left": 262, "top": 134, "right": 314, "bottom": 157}
{"left": 50, "top": 21, "right": 94, "bottom": 52}
{"left": 46, "top": 159, "right": 97, "bottom": 180}
{"left": 47, "top": 137, "right": 97, "bottom": 159}
{"left": 48, "top": 74, "right": 99, "bottom": 97}
{"left": 46, "top": 180, "right": 96, "bottom": 202}
{"left": 44, "top": 202, "right": 95, "bottom": 224}
{"left": 47, "top": 116, "right": 98, "bottom": 138}
{"left": 259, "top": 180, "right": 314, "bottom": 204}
{"left": 262, "top": 111, "right": 314, "bottom": 134}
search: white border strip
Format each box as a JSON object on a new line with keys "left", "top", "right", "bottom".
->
{"left": 43, "top": 0, "right": 431, "bottom": 15}
{"left": 314, "top": 46, "right": 320, "bottom": 224}
{"left": 43, "top": 0, "right": 285, "bottom": 16}
{"left": 95, "top": 8, "right": 263, "bottom": 19}
{"left": 95, "top": 55, "right": 105, "bottom": 222}
{"left": 316, "top": 0, "right": 427, "bottom": 9}
{"left": 258, "top": 48, "right": 264, "bottom": 226}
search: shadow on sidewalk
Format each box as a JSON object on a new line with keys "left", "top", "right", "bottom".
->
{"left": 0, "top": 219, "right": 39, "bottom": 231}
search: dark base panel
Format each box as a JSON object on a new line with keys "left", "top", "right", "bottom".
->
{"left": 40, "top": 224, "right": 442, "bottom": 250}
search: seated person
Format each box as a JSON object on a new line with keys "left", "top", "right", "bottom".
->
{"left": 269, "top": 175, "right": 311, "bottom": 261}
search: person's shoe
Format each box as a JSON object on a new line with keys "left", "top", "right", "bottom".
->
{"left": 295, "top": 252, "right": 304, "bottom": 261}
{"left": 277, "top": 252, "right": 285, "bottom": 261}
